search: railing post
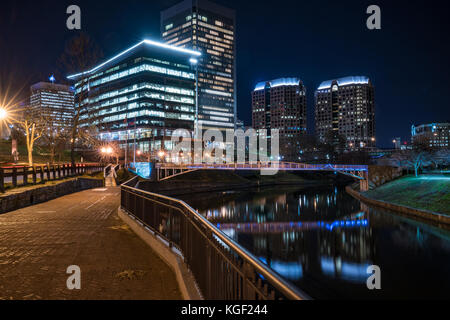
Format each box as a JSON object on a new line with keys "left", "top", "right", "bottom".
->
{"left": 0, "top": 168, "right": 4, "bottom": 193}
{"left": 32, "top": 167, "right": 37, "bottom": 185}
{"left": 23, "top": 167, "right": 28, "bottom": 186}
{"left": 40, "top": 166, "right": 44, "bottom": 184}
{"left": 12, "top": 168, "right": 17, "bottom": 188}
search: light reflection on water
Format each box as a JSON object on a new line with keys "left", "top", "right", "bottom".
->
{"left": 181, "top": 185, "right": 450, "bottom": 299}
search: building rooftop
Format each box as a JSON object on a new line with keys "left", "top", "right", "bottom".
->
{"left": 254, "top": 77, "right": 302, "bottom": 91}
{"left": 31, "top": 82, "right": 74, "bottom": 92}
{"left": 67, "top": 39, "right": 201, "bottom": 80}
{"left": 317, "top": 76, "right": 370, "bottom": 90}
{"left": 161, "top": 0, "right": 235, "bottom": 21}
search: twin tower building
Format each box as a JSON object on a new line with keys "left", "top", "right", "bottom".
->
{"left": 62, "top": 0, "right": 375, "bottom": 157}
{"left": 252, "top": 76, "right": 376, "bottom": 152}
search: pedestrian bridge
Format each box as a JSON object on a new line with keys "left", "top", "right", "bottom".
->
{"left": 155, "top": 162, "right": 370, "bottom": 191}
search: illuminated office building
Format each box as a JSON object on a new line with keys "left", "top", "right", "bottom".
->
{"left": 30, "top": 81, "right": 74, "bottom": 126}
{"left": 68, "top": 39, "right": 200, "bottom": 153}
{"left": 252, "top": 78, "right": 307, "bottom": 159}
{"left": 161, "top": 0, "right": 236, "bottom": 130}
{"left": 315, "top": 76, "right": 376, "bottom": 150}
{"left": 411, "top": 123, "right": 450, "bottom": 149}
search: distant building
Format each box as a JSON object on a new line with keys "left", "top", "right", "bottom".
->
{"left": 235, "top": 118, "right": 245, "bottom": 131}
{"left": 252, "top": 78, "right": 307, "bottom": 160}
{"left": 393, "top": 137, "right": 401, "bottom": 149}
{"left": 30, "top": 82, "right": 74, "bottom": 127}
{"left": 315, "top": 76, "right": 376, "bottom": 151}
{"left": 161, "top": 0, "right": 236, "bottom": 130}
{"left": 412, "top": 123, "right": 450, "bottom": 149}
{"left": 67, "top": 39, "right": 200, "bottom": 154}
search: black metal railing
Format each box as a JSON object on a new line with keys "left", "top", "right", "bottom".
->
{"left": 0, "top": 163, "right": 104, "bottom": 193}
{"left": 121, "top": 178, "right": 310, "bottom": 300}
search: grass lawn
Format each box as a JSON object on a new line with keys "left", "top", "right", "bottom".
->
{"left": 365, "top": 175, "right": 450, "bottom": 215}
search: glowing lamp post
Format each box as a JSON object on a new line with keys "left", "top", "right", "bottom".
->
{"left": 101, "top": 146, "right": 114, "bottom": 163}
{"left": 0, "top": 108, "right": 8, "bottom": 120}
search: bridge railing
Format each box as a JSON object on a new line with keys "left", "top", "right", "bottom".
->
{"left": 120, "top": 183, "right": 310, "bottom": 300}
{"left": 156, "top": 162, "right": 368, "bottom": 172}
{"left": 0, "top": 163, "right": 105, "bottom": 193}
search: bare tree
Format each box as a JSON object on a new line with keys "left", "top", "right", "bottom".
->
{"left": 429, "top": 149, "right": 450, "bottom": 170}
{"left": 14, "top": 109, "right": 45, "bottom": 166}
{"left": 408, "top": 134, "right": 435, "bottom": 176}
{"left": 40, "top": 125, "right": 70, "bottom": 164}
{"left": 58, "top": 33, "right": 103, "bottom": 171}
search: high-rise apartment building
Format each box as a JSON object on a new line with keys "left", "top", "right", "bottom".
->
{"left": 252, "top": 78, "right": 307, "bottom": 160}
{"left": 315, "top": 76, "right": 375, "bottom": 150}
{"left": 412, "top": 123, "right": 450, "bottom": 149}
{"left": 68, "top": 39, "right": 200, "bottom": 154}
{"left": 30, "top": 82, "right": 74, "bottom": 126}
{"left": 161, "top": 0, "right": 236, "bottom": 130}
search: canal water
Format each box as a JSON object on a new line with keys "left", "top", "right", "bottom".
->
{"left": 180, "top": 185, "right": 450, "bottom": 299}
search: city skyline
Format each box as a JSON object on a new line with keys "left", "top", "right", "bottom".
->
{"left": 0, "top": 0, "right": 449, "bottom": 304}
{"left": 1, "top": 0, "right": 449, "bottom": 147}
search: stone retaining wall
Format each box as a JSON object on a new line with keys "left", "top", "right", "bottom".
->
{"left": 346, "top": 186, "right": 450, "bottom": 225}
{"left": 0, "top": 178, "right": 104, "bottom": 214}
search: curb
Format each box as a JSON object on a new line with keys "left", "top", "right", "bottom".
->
{"left": 346, "top": 186, "right": 450, "bottom": 225}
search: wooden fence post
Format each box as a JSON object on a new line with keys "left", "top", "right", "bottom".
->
{"left": 32, "top": 167, "right": 37, "bottom": 185}
{"left": 23, "top": 167, "right": 28, "bottom": 186}
{"left": 12, "top": 168, "right": 17, "bottom": 188}
{"left": 0, "top": 168, "right": 4, "bottom": 193}
{"left": 40, "top": 166, "right": 44, "bottom": 184}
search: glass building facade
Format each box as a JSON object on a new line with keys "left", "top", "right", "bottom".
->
{"left": 30, "top": 82, "right": 74, "bottom": 127}
{"left": 315, "top": 76, "right": 376, "bottom": 151}
{"left": 252, "top": 78, "right": 307, "bottom": 160}
{"left": 68, "top": 40, "right": 200, "bottom": 153}
{"left": 412, "top": 123, "right": 450, "bottom": 149}
{"left": 161, "top": 0, "right": 236, "bottom": 130}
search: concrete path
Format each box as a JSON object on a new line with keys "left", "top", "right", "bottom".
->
{"left": 0, "top": 187, "right": 181, "bottom": 300}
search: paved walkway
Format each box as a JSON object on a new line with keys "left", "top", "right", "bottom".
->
{"left": 0, "top": 187, "right": 181, "bottom": 300}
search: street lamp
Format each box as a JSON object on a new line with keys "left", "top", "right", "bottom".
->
{"left": 101, "top": 146, "right": 113, "bottom": 155}
{"left": 190, "top": 58, "right": 199, "bottom": 138}
{"left": 0, "top": 108, "right": 8, "bottom": 120}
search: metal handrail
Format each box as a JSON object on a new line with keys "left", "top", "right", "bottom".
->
{"left": 156, "top": 162, "right": 368, "bottom": 172}
{"left": 121, "top": 182, "right": 310, "bottom": 300}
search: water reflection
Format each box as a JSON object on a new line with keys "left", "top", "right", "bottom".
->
{"left": 181, "top": 186, "right": 450, "bottom": 299}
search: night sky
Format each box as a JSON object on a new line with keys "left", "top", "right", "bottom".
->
{"left": 1, "top": 0, "right": 449, "bottom": 148}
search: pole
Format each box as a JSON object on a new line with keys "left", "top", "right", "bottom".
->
{"left": 124, "top": 117, "right": 128, "bottom": 168}
{"left": 195, "top": 63, "right": 199, "bottom": 136}
{"left": 133, "top": 117, "right": 137, "bottom": 165}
